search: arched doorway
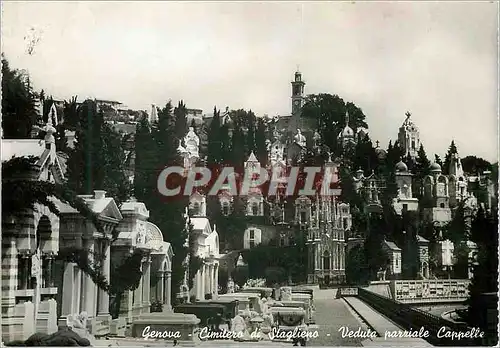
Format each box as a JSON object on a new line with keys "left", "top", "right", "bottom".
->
{"left": 323, "top": 251, "right": 330, "bottom": 271}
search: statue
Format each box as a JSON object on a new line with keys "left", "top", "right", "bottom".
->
{"left": 294, "top": 129, "right": 306, "bottom": 148}
{"left": 66, "top": 311, "right": 88, "bottom": 330}
{"left": 265, "top": 139, "right": 271, "bottom": 152}
{"left": 280, "top": 287, "right": 292, "bottom": 301}
{"left": 184, "top": 127, "right": 200, "bottom": 158}
{"left": 231, "top": 314, "right": 251, "bottom": 341}
{"left": 313, "top": 131, "right": 321, "bottom": 147}
{"left": 227, "top": 278, "right": 235, "bottom": 293}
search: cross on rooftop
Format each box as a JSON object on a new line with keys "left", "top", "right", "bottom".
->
{"left": 375, "top": 140, "right": 380, "bottom": 148}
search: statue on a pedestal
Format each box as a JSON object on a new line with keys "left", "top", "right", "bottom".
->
{"left": 294, "top": 129, "right": 306, "bottom": 148}
{"left": 184, "top": 127, "right": 200, "bottom": 158}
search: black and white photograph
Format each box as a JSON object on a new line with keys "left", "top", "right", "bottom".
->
{"left": 1, "top": 1, "right": 498, "bottom": 347}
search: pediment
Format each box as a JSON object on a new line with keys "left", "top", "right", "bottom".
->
{"left": 98, "top": 200, "right": 123, "bottom": 221}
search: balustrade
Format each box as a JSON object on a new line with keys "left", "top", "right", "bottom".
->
{"left": 357, "top": 287, "right": 476, "bottom": 346}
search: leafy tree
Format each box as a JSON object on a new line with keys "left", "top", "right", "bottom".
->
{"left": 353, "top": 134, "right": 379, "bottom": 175}
{"left": 301, "top": 94, "right": 369, "bottom": 155}
{"left": 219, "top": 197, "right": 247, "bottom": 250}
{"left": 466, "top": 206, "right": 499, "bottom": 343}
{"left": 2, "top": 156, "right": 101, "bottom": 229}
{"left": 1, "top": 56, "right": 40, "bottom": 139}
{"left": 109, "top": 249, "right": 146, "bottom": 318}
{"left": 345, "top": 245, "right": 370, "bottom": 285}
{"left": 264, "top": 267, "right": 287, "bottom": 287}
{"left": 461, "top": 156, "right": 492, "bottom": 175}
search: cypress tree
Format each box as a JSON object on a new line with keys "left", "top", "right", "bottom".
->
{"left": 207, "top": 107, "right": 221, "bottom": 166}
{"left": 443, "top": 140, "right": 458, "bottom": 175}
{"left": 255, "top": 118, "right": 268, "bottom": 167}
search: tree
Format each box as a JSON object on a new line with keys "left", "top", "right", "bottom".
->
{"left": 434, "top": 154, "right": 443, "bottom": 168}
{"left": 206, "top": 107, "right": 221, "bottom": 166}
{"left": 134, "top": 100, "right": 191, "bottom": 303}
{"left": 246, "top": 110, "right": 256, "bottom": 155}
{"left": 2, "top": 156, "right": 109, "bottom": 294}
{"left": 109, "top": 249, "right": 146, "bottom": 318}
{"left": 230, "top": 127, "right": 246, "bottom": 169}
{"left": 2, "top": 56, "right": 40, "bottom": 138}
{"left": 134, "top": 116, "right": 157, "bottom": 200}
{"left": 413, "top": 144, "right": 431, "bottom": 198}
{"left": 174, "top": 101, "right": 187, "bottom": 139}
{"left": 466, "top": 206, "right": 499, "bottom": 344}
{"left": 255, "top": 118, "right": 268, "bottom": 167}
{"left": 442, "top": 140, "right": 458, "bottom": 175}
{"left": 461, "top": 156, "right": 492, "bottom": 175}
{"left": 353, "top": 134, "right": 379, "bottom": 175}
{"left": 65, "top": 100, "right": 131, "bottom": 206}
{"left": 301, "top": 94, "right": 369, "bottom": 155}
{"left": 345, "top": 245, "right": 369, "bottom": 285}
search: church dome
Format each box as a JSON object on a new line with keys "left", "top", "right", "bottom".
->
{"left": 395, "top": 160, "right": 408, "bottom": 172}
{"left": 338, "top": 125, "right": 354, "bottom": 140}
{"left": 430, "top": 162, "right": 442, "bottom": 172}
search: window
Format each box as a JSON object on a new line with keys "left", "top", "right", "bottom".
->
{"left": 323, "top": 251, "right": 330, "bottom": 270}
{"left": 249, "top": 229, "right": 255, "bottom": 248}
{"left": 440, "top": 203, "right": 445, "bottom": 208}
{"left": 190, "top": 202, "right": 200, "bottom": 216}
{"left": 403, "top": 204, "right": 408, "bottom": 212}
{"left": 411, "top": 139, "right": 415, "bottom": 150}
{"left": 280, "top": 236, "right": 286, "bottom": 246}
{"left": 395, "top": 257, "right": 399, "bottom": 266}
{"left": 252, "top": 202, "right": 259, "bottom": 216}
{"left": 222, "top": 202, "right": 230, "bottom": 216}
{"left": 300, "top": 211, "right": 306, "bottom": 223}
{"left": 343, "top": 218, "right": 348, "bottom": 230}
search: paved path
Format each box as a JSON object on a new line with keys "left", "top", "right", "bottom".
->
{"left": 343, "top": 297, "right": 401, "bottom": 335}
{"left": 308, "top": 289, "right": 366, "bottom": 346}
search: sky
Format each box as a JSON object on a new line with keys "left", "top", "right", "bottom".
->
{"left": 2, "top": 1, "right": 498, "bottom": 162}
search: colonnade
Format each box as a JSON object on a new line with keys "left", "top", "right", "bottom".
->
{"left": 195, "top": 262, "right": 219, "bottom": 300}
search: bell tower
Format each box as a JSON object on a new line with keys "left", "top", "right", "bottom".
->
{"left": 291, "top": 70, "right": 305, "bottom": 115}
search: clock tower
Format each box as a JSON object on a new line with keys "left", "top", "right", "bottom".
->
{"left": 291, "top": 70, "right": 305, "bottom": 115}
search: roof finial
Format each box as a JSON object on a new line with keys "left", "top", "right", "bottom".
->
{"left": 345, "top": 109, "right": 350, "bottom": 126}
{"left": 405, "top": 111, "right": 411, "bottom": 119}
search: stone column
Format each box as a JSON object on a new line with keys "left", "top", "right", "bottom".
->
{"left": 214, "top": 264, "right": 219, "bottom": 296}
{"left": 83, "top": 238, "right": 96, "bottom": 316}
{"left": 133, "top": 262, "right": 143, "bottom": 314}
{"left": 45, "top": 254, "right": 54, "bottom": 287}
{"left": 20, "top": 253, "right": 30, "bottom": 290}
{"left": 2, "top": 240, "right": 18, "bottom": 309}
{"left": 97, "top": 240, "right": 111, "bottom": 316}
{"left": 165, "top": 271, "right": 172, "bottom": 310}
{"left": 209, "top": 265, "right": 213, "bottom": 295}
{"left": 200, "top": 264, "right": 205, "bottom": 300}
{"left": 158, "top": 271, "right": 165, "bottom": 304}
{"left": 142, "top": 257, "right": 151, "bottom": 309}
